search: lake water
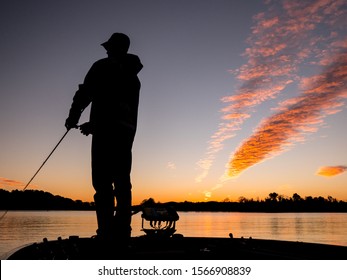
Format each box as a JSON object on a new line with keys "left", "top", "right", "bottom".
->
{"left": 1, "top": 211, "right": 347, "bottom": 259}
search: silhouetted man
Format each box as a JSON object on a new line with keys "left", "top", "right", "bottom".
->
{"left": 65, "top": 33, "right": 142, "bottom": 246}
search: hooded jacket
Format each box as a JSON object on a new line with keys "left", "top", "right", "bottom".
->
{"left": 67, "top": 53, "right": 143, "bottom": 134}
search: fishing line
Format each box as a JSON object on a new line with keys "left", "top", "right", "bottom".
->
{"left": 0, "top": 128, "right": 72, "bottom": 221}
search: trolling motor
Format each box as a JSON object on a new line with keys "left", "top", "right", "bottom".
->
{"left": 140, "top": 206, "right": 179, "bottom": 238}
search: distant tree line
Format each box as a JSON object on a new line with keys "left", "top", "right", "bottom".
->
{"left": 0, "top": 189, "right": 94, "bottom": 210}
{"left": 143, "top": 193, "right": 347, "bottom": 212}
{"left": 1, "top": 189, "right": 347, "bottom": 212}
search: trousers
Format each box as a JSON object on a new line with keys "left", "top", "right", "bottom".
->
{"left": 91, "top": 127, "right": 135, "bottom": 242}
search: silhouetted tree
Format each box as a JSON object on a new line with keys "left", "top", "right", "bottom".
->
{"left": 268, "top": 192, "right": 279, "bottom": 202}
{"left": 1, "top": 189, "right": 347, "bottom": 212}
{"left": 141, "top": 198, "right": 156, "bottom": 207}
{"left": 292, "top": 193, "right": 301, "bottom": 202}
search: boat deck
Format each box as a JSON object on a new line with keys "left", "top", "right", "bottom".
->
{"left": 7, "top": 234, "right": 347, "bottom": 260}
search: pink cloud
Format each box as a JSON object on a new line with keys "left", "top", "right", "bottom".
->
{"left": 195, "top": 0, "right": 346, "bottom": 183}
{"left": 227, "top": 52, "right": 347, "bottom": 177}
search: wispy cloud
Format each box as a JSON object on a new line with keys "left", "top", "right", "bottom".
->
{"left": 167, "top": 161, "right": 177, "bottom": 170}
{"left": 0, "top": 176, "right": 40, "bottom": 190}
{"left": 0, "top": 177, "right": 24, "bottom": 189}
{"left": 227, "top": 51, "right": 347, "bottom": 177}
{"left": 316, "top": 165, "right": 347, "bottom": 177}
{"left": 196, "top": 0, "right": 347, "bottom": 186}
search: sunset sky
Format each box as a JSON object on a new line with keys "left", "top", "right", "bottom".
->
{"left": 1, "top": 0, "right": 346, "bottom": 205}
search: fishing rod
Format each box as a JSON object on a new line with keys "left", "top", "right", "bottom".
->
{"left": 0, "top": 128, "right": 73, "bottom": 221}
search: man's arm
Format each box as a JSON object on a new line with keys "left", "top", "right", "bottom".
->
{"left": 126, "top": 54, "right": 143, "bottom": 75}
{"left": 65, "top": 84, "right": 92, "bottom": 130}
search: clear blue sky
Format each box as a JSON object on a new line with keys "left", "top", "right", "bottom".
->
{"left": 1, "top": 0, "right": 346, "bottom": 204}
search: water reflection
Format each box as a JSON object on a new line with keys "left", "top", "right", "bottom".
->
{"left": 295, "top": 214, "right": 303, "bottom": 237}
{"left": 270, "top": 215, "right": 280, "bottom": 236}
{"left": 1, "top": 211, "right": 347, "bottom": 258}
{"left": 176, "top": 212, "right": 347, "bottom": 247}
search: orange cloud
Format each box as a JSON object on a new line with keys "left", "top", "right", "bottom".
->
{"left": 0, "top": 177, "right": 40, "bottom": 191}
{"left": 0, "top": 177, "right": 25, "bottom": 189}
{"left": 316, "top": 166, "right": 347, "bottom": 177}
{"left": 195, "top": 0, "right": 346, "bottom": 183}
{"left": 227, "top": 52, "right": 347, "bottom": 177}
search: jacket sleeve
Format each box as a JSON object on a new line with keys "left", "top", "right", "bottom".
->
{"left": 126, "top": 54, "right": 143, "bottom": 75}
{"left": 132, "top": 55, "right": 143, "bottom": 75}
{"left": 66, "top": 59, "right": 103, "bottom": 125}
{"left": 66, "top": 83, "right": 92, "bottom": 125}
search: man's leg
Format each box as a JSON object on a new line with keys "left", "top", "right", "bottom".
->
{"left": 114, "top": 178, "right": 132, "bottom": 242}
{"left": 93, "top": 190, "right": 115, "bottom": 240}
{"left": 92, "top": 135, "right": 115, "bottom": 241}
{"left": 113, "top": 135, "right": 134, "bottom": 244}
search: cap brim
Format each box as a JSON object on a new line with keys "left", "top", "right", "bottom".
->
{"left": 101, "top": 42, "right": 110, "bottom": 50}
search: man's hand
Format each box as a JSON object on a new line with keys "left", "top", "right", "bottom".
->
{"left": 65, "top": 116, "right": 79, "bottom": 130}
{"left": 79, "top": 122, "right": 93, "bottom": 136}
